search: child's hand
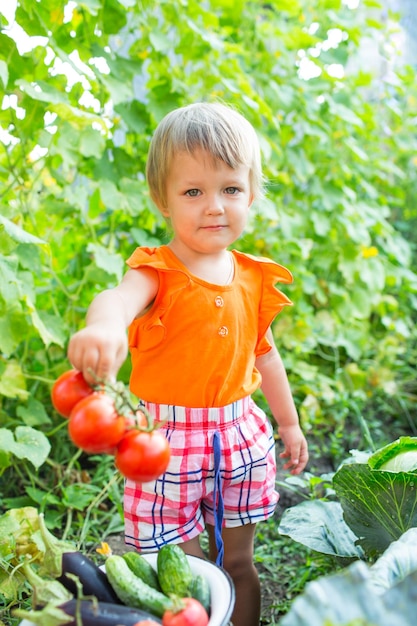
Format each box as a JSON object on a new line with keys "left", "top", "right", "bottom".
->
{"left": 68, "top": 324, "right": 128, "bottom": 385}
{"left": 278, "top": 424, "right": 308, "bottom": 475}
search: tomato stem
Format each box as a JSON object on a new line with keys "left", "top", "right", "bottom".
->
{"left": 86, "top": 370, "right": 156, "bottom": 432}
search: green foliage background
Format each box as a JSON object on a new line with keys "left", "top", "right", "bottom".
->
{"left": 0, "top": 0, "right": 416, "bottom": 618}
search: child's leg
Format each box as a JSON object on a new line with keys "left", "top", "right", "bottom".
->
{"left": 207, "top": 523, "right": 260, "bottom": 626}
{"left": 181, "top": 535, "right": 207, "bottom": 559}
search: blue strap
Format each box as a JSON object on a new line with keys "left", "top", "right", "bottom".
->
{"left": 212, "top": 431, "right": 224, "bottom": 567}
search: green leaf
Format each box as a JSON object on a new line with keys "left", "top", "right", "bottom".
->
{"left": 149, "top": 31, "right": 171, "bottom": 53}
{"left": 97, "top": 178, "right": 128, "bottom": 210}
{"left": 0, "top": 567, "right": 24, "bottom": 600}
{"left": 25, "top": 487, "right": 62, "bottom": 508}
{"left": 100, "top": 74, "right": 134, "bottom": 105}
{"left": 311, "top": 212, "right": 331, "bottom": 236}
{"left": 131, "top": 228, "right": 162, "bottom": 247}
{"left": 0, "top": 360, "right": 28, "bottom": 400}
{"left": 349, "top": 287, "right": 372, "bottom": 319}
{"left": 329, "top": 101, "right": 364, "bottom": 126}
{"left": 0, "top": 59, "right": 8, "bottom": 87}
{"left": 280, "top": 558, "right": 417, "bottom": 626}
{"left": 0, "top": 506, "right": 40, "bottom": 553}
{"left": 17, "top": 397, "right": 52, "bottom": 427}
{"left": 0, "top": 311, "right": 31, "bottom": 355}
{"left": 333, "top": 463, "right": 417, "bottom": 557}
{"left": 114, "top": 100, "right": 149, "bottom": 133}
{"left": 62, "top": 483, "right": 102, "bottom": 510}
{"left": 0, "top": 216, "right": 46, "bottom": 245}
{"left": 0, "top": 429, "right": 14, "bottom": 471}
{"left": 12, "top": 605, "right": 75, "bottom": 626}
{"left": 101, "top": 0, "right": 127, "bottom": 33}
{"left": 77, "top": 0, "right": 101, "bottom": 14}
{"left": 281, "top": 527, "right": 417, "bottom": 626}
{"left": 50, "top": 103, "right": 108, "bottom": 131}
{"left": 119, "top": 179, "right": 150, "bottom": 214}
{"left": 24, "top": 298, "right": 66, "bottom": 348}
{"left": 79, "top": 127, "right": 106, "bottom": 158}
{"left": 0, "top": 449, "right": 12, "bottom": 472}
{"left": 0, "top": 426, "right": 51, "bottom": 469}
{"left": 278, "top": 500, "right": 363, "bottom": 558}
{"left": 345, "top": 137, "right": 369, "bottom": 160}
{"left": 87, "top": 243, "right": 125, "bottom": 281}
{"left": 266, "top": 0, "right": 302, "bottom": 16}
{"left": 0, "top": 256, "right": 20, "bottom": 304}
{"left": 15, "top": 79, "right": 69, "bottom": 105}
{"left": 369, "top": 528, "right": 417, "bottom": 593}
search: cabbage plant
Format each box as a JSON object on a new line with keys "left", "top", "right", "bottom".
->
{"left": 278, "top": 528, "right": 417, "bottom": 626}
{"left": 279, "top": 437, "right": 417, "bottom": 560}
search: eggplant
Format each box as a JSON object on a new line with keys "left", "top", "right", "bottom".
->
{"left": 61, "top": 598, "right": 162, "bottom": 625}
{"left": 58, "top": 599, "right": 162, "bottom": 625}
{"left": 38, "top": 513, "right": 120, "bottom": 603}
{"left": 57, "top": 551, "right": 120, "bottom": 603}
{"left": 17, "top": 599, "right": 162, "bottom": 625}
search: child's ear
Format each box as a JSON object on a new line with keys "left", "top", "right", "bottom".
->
{"left": 159, "top": 206, "right": 170, "bottom": 218}
{"left": 153, "top": 195, "right": 170, "bottom": 218}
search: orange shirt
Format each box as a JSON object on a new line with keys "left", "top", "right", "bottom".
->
{"left": 127, "top": 246, "right": 292, "bottom": 408}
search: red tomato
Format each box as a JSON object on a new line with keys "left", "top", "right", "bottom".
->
{"left": 133, "top": 621, "right": 161, "bottom": 625}
{"left": 115, "top": 429, "right": 171, "bottom": 482}
{"left": 68, "top": 392, "right": 127, "bottom": 454}
{"left": 51, "top": 369, "right": 93, "bottom": 418}
{"left": 162, "top": 598, "right": 209, "bottom": 626}
{"left": 125, "top": 409, "right": 149, "bottom": 431}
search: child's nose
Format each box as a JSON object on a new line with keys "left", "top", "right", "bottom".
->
{"left": 206, "top": 194, "right": 224, "bottom": 214}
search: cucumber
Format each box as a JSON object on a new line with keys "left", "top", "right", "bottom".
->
{"left": 105, "top": 555, "right": 175, "bottom": 618}
{"left": 123, "top": 551, "right": 161, "bottom": 590}
{"left": 189, "top": 574, "right": 211, "bottom": 614}
{"left": 156, "top": 544, "right": 193, "bottom": 597}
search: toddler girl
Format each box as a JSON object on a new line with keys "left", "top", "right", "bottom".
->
{"left": 68, "top": 102, "right": 308, "bottom": 626}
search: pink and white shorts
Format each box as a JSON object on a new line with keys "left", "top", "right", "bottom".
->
{"left": 123, "top": 396, "right": 279, "bottom": 552}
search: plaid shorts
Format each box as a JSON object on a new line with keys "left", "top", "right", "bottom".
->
{"left": 123, "top": 396, "right": 279, "bottom": 551}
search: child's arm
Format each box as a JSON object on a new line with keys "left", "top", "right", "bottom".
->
{"left": 68, "top": 267, "right": 159, "bottom": 384}
{"left": 255, "top": 328, "right": 308, "bottom": 475}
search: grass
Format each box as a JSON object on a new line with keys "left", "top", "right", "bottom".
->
{"left": 255, "top": 515, "right": 336, "bottom": 625}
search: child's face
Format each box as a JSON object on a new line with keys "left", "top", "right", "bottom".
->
{"left": 159, "top": 148, "right": 253, "bottom": 255}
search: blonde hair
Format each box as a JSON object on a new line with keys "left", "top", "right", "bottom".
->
{"left": 146, "top": 102, "right": 264, "bottom": 208}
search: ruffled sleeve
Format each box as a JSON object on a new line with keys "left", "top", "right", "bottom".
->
{"left": 233, "top": 250, "right": 293, "bottom": 357}
{"left": 126, "top": 247, "right": 190, "bottom": 351}
{"left": 127, "top": 247, "right": 173, "bottom": 272}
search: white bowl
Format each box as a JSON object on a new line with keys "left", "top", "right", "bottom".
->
{"left": 20, "top": 552, "right": 235, "bottom": 626}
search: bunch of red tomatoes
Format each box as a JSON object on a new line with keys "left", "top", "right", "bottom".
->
{"left": 51, "top": 370, "right": 171, "bottom": 483}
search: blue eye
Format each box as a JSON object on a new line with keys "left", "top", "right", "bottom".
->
{"left": 225, "top": 187, "right": 239, "bottom": 194}
{"left": 185, "top": 189, "right": 200, "bottom": 197}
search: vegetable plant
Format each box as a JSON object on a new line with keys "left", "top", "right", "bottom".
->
{"left": 53, "top": 370, "right": 170, "bottom": 481}
{"left": 278, "top": 527, "right": 417, "bottom": 626}
{"left": 279, "top": 437, "right": 417, "bottom": 560}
